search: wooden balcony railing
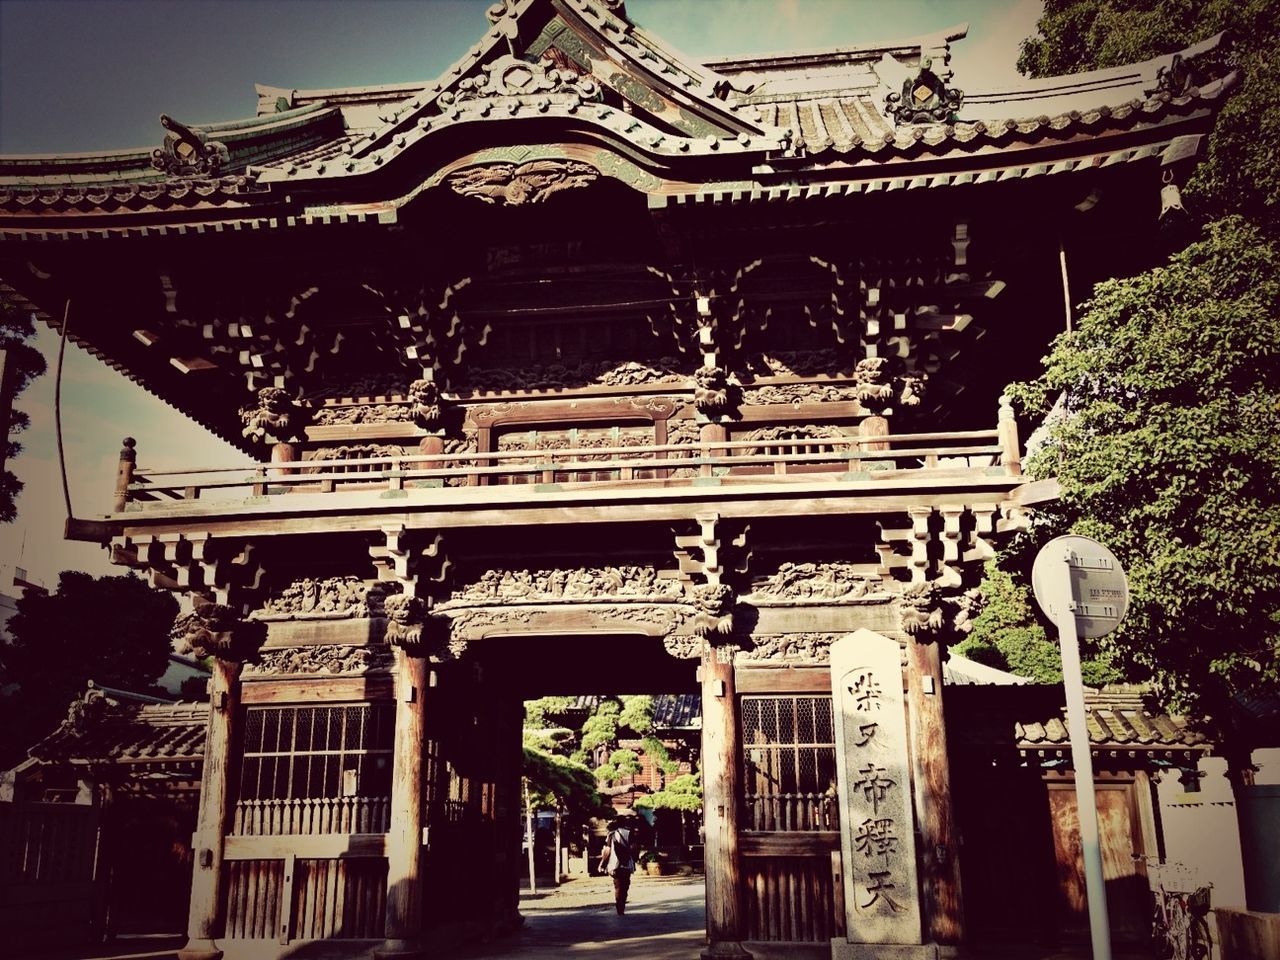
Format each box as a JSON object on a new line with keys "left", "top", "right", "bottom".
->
{"left": 743, "top": 791, "right": 840, "bottom": 832}
{"left": 115, "top": 420, "right": 1020, "bottom": 511}
{"left": 232, "top": 796, "right": 391, "bottom": 836}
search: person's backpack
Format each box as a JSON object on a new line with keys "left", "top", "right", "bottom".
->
{"left": 611, "top": 828, "right": 632, "bottom": 867}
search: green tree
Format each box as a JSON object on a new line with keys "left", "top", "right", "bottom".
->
{"left": 0, "top": 571, "right": 178, "bottom": 765}
{"left": 1008, "top": 217, "right": 1280, "bottom": 825}
{"left": 1018, "top": 0, "right": 1280, "bottom": 235}
{"left": 1, "top": 300, "right": 47, "bottom": 523}
{"left": 954, "top": 558, "right": 1122, "bottom": 685}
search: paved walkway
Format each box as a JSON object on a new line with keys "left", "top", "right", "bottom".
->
{"left": 14, "top": 876, "right": 1157, "bottom": 960}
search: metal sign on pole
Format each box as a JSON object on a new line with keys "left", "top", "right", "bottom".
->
{"left": 1031, "top": 534, "right": 1129, "bottom": 960}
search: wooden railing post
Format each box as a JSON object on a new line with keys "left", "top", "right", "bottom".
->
{"left": 113, "top": 437, "right": 136, "bottom": 512}
{"left": 701, "top": 646, "right": 751, "bottom": 959}
{"left": 268, "top": 442, "right": 296, "bottom": 482}
{"left": 700, "top": 423, "right": 727, "bottom": 479}
{"left": 178, "top": 657, "right": 241, "bottom": 960}
{"left": 377, "top": 647, "right": 427, "bottom": 959}
{"left": 998, "top": 396, "right": 1022, "bottom": 476}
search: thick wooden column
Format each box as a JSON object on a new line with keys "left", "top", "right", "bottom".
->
{"left": 701, "top": 648, "right": 752, "bottom": 960}
{"left": 378, "top": 647, "right": 427, "bottom": 959}
{"left": 268, "top": 441, "right": 296, "bottom": 481}
{"left": 178, "top": 657, "right": 240, "bottom": 960}
{"left": 906, "top": 638, "right": 965, "bottom": 944}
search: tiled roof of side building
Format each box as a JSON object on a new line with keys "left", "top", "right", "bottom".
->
{"left": 25, "top": 687, "right": 207, "bottom": 767}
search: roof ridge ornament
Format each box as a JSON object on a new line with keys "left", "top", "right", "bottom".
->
{"left": 151, "top": 114, "right": 229, "bottom": 179}
{"left": 885, "top": 57, "right": 963, "bottom": 125}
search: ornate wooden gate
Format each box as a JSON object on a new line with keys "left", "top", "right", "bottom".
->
{"left": 739, "top": 694, "right": 844, "bottom": 943}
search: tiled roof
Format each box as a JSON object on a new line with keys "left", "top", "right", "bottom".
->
{"left": 653, "top": 693, "right": 700, "bottom": 730}
{"left": 28, "top": 693, "right": 206, "bottom": 766}
{"left": 1017, "top": 687, "right": 1208, "bottom": 751}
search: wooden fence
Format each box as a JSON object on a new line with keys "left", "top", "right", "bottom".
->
{"left": 0, "top": 801, "right": 100, "bottom": 945}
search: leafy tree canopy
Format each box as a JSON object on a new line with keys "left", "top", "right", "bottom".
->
{"left": 635, "top": 771, "right": 702, "bottom": 814}
{"left": 954, "top": 558, "right": 1123, "bottom": 686}
{"left": 0, "top": 571, "right": 178, "bottom": 764}
{"left": 522, "top": 743, "right": 608, "bottom": 818}
{"left": 1018, "top": 0, "right": 1280, "bottom": 235}
{"left": 1007, "top": 218, "right": 1280, "bottom": 745}
{"left": 1, "top": 300, "right": 48, "bottom": 523}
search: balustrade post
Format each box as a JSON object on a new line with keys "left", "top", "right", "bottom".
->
{"left": 858, "top": 415, "right": 890, "bottom": 466}
{"left": 178, "top": 657, "right": 241, "bottom": 960}
{"left": 997, "top": 396, "right": 1022, "bottom": 476}
{"left": 700, "top": 423, "right": 727, "bottom": 479}
{"left": 377, "top": 646, "right": 427, "bottom": 959}
{"left": 113, "top": 437, "right": 136, "bottom": 513}
{"left": 701, "top": 646, "right": 751, "bottom": 959}
{"left": 269, "top": 442, "right": 296, "bottom": 483}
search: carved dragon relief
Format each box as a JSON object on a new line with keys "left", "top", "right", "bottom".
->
{"left": 242, "top": 644, "right": 394, "bottom": 678}
{"left": 444, "top": 566, "right": 683, "bottom": 605}
{"left": 253, "top": 577, "right": 389, "bottom": 621}
{"left": 749, "top": 561, "right": 891, "bottom": 604}
{"left": 171, "top": 599, "right": 265, "bottom": 661}
{"left": 447, "top": 160, "right": 600, "bottom": 206}
{"left": 238, "top": 386, "right": 311, "bottom": 443}
{"left": 446, "top": 603, "right": 691, "bottom": 641}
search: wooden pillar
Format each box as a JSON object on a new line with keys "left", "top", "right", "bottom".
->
{"left": 113, "top": 437, "right": 136, "bottom": 513}
{"left": 701, "top": 647, "right": 751, "bottom": 960}
{"left": 906, "top": 638, "right": 965, "bottom": 945}
{"left": 378, "top": 647, "right": 427, "bottom": 959}
{"left": 178, "top": 657, "right": 240, "bottom": 960}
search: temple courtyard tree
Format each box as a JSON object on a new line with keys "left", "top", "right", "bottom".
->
{"left": 1008, "top": 217, "right": 1280, "bottom": 840}
{"left": 0, "top": 299, "right": 47, "bottom": 522}
{"left": 0, "top": 571, "right": 178, "bottom": 765}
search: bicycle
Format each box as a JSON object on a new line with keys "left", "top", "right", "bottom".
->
{"left": 1135, "top": 855, "right": 1213, "bottom": 960}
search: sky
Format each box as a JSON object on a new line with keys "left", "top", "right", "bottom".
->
{"left": 0, "top": 0, "right": 1045, "bottom": 587}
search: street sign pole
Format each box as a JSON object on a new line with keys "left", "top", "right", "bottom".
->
{"left": 1054, "top": 547, "right": 1112, "bottom": 960}
{"left": 1033, "top": 535, "right": 1129, "bottom": 960}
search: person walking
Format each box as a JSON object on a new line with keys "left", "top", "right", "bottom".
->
{"left": 598, "top": 808, "right": 637, "bottom": 915}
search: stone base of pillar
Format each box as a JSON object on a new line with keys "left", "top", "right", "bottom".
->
{"left": 831, "top": 941, "right": 940, "bottom": 960}
{"left": 373, "top": 939, "right": 427, "bottom": 960}
{"left": 176, "top": 939, "right": 223, "bottom": 960}
{"left": 701, "top": 940, "right": 753, "bottom": 960}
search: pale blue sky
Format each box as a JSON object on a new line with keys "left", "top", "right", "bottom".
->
{"left": 0, "top": 0, "right": 1044, "bottom": 584}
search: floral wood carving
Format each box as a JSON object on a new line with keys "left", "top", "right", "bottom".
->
{"left": 448, "top": 566, "right": 682, "bottom": 604}
{"left": 239, "top": 387, "right": 310, "bottom": 443}
{"left": 752, "top": 562, "right": 886, "bottom": 602}
{"left": 447, "top": 160, "right": 600, "bottom": 206}
{"left": 151, "top": 114, "right": 229, "bottom": 178}
{"left": 409, "top": 378, "right": 444, "bottom": 430}
{"left": 690, "top": 582, "right": 735, "bottom": 637}
{"left": 663, "top": 634, "right": 705, "bottom": 660}
{"left": 171, "top": 600, "right": 263, "bottom": 661}
{"left": 242, "top": 644, "right": 394, "bottom": 677}
{"left": 462, "top": 357, "right": 688, "bottom": 393}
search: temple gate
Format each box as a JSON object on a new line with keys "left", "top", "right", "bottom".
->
{"left": 0, "top": 1, "right": 1234, "bottom": 957}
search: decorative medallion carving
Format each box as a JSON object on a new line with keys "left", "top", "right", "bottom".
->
{"left": 239, "top": 387, "right": 310, "bottom": 443}
{"left": 243, "top": 644, "right": 394, "bottom": 677}
{"left": 448, "top": 566, "right": 682, "bottom": 604}
{"left": 447, "top": 160, "right": 600, "bottom": 206}
{"left": 171, "top": 600, "right": 263, "bottom": 661}
{"left": 451, "top": 54, "right": 600, "bottom": 103}
{"left": 151, "top": 114, "right": 229, "bottom": 178}
{"left": 885, "top": 57, "right": 963, "bottom": 125}
{"left": 751, "top": 562, "right": 887, "bottom": 603}
{"left": 254, "top": 577, "right": 387, "bottom": 620}
{"left": 689, "top": 583, "right": 735, "bottom": 637}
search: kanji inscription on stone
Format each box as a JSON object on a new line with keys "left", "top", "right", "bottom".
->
{"left": 830, "top": 629, "right": 921, "bottom": 946}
